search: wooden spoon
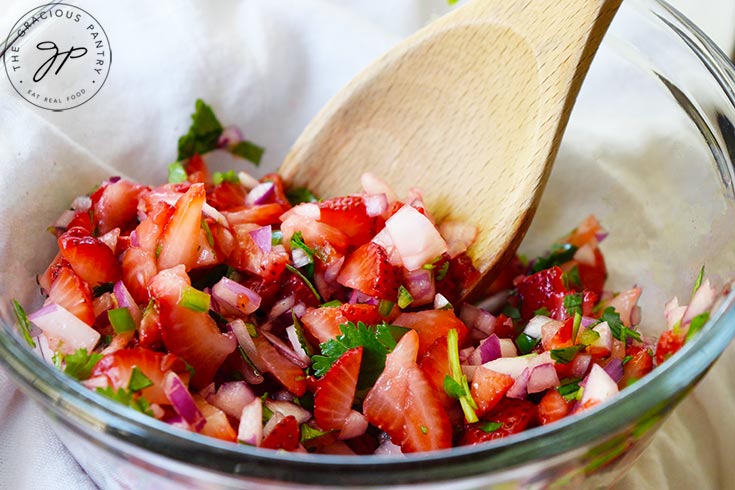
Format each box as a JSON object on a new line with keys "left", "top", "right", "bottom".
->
{"left": 279, "top": 0, "right": 622, "bottom": 300}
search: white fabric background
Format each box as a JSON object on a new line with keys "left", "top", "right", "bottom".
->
{"left": 0, "top": 1, "right": 733, "bottom": 489}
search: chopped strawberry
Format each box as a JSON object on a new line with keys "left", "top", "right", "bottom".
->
{"left": 655, "top": 329, "right": 685, "bottom": 365}
{"left": 317, "top": 195, "right": 376, "bottom": 246}
{"left": 66, "top": 208, "right": 95, "bottom": 234}
{"left": 208, "top": 181, "right": 247, "bottom": 211}
{"left": 392, "top": 309, "right": 468, "bottom": 357}
{"left": 261, "top": 414, "right": 300, "bottom": 451}
{"left": 252, "top": 333, "right": 306, "bottom": 397}
{"left": 434, "top": 252, "right": 481, "bottom": 303}
{"left": 138, "top": 304, "right": 163, "bottom": 350}
{"left": 93, "top": 179, "right": 149, "bottom": 235}
{"left": 150, "top": 266, "right": 237, "bottom": 388}
{"left": 192, "top": 224, "right": 221, "bottom": 269}
{"left": 301, "top": 306, "right": 346, "bottom": 344}
{"left": 337, "top": 242, "right": 402, "bottom": 301}
{"left": 121, "top": 247, "right": 158, "bottom": 304}
{"left": 418, "top": 336, "right": 455, "bottom": 409}
{"left": 137, "top": 183, "right": 189, "bottom": 217}
{"left": 261, "top": 173, "right": 292, "bottom": 207}
{"left": 460, "top": 398, "right": 537, "bottom": 445}
{"left": 46, "top": 262, "right": 95, "bottom": 326}
{"left": 209, "top": 222, "right": 236, "bottom": 261}
{"left": 487, "top": 255, "right": 526, "bottom": 295}
{"left": 470, "top": 366, "right": 515, "bottom": 417}
{"left": 91, "top": 347, "right": 188, "bottom": 405}
{"left": 230, "top": 224, "right": 289, "bottom": 280}
{"left": 223, "top": 203, "right": 288, "bottom": 227}
{"left": 134, "top": 200, "right": 175, "bottom": 254}
{"left": 280, "top": 216, "right": 349, "bottom": 256}
{"left": 281, "top": 273, "right": 321, "bottom": 308}
{"left": 157, "top": 183, "right": 206, "bottom": 271}
{"left": 575, "top": 247, "right": 607, "bottom": 297}
{"left": 184, "top": 154, "right": 210, "bottom": 184}
{"left": 492, "top": 313, "right": 517, "bottom": 339}
{"left": 515, "top": 266, "right": 568, "bottom": 321}
{"left": 401, "top": 366, "right": 452, "bottom": 452}
{"left": 38, "top": 251, "right": 64, "bottom": 293}
{"left": 314, "top": 347, "right": 363, "bottom": 431}
{"left": 537, "top": 389, "right": 572, "bottom": 425}
{"left": 339, "top": 303, "right": 381, "bottom": 325}
{"left": 621, "top": 345, "right": 653, "bottom": 387}
{"left": 58, "top": 227, "right": 122, "bottom": 287}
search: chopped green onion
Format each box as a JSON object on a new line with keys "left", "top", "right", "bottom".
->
{"left": 397, "top": 286, "right": 413, "bottom": 309}
{"left": 168, "top": 162, "right": 187, "bottom": 183}
{"left": 107, "top": 307, "right": 136, "bottom": 333}
{"left": 515, "top": 333, "right": 540, "bottom": 355}
{"left": 622, "top": 355, "right": 633, "bottom": 365}
{"left": 571, "top": 311, "right": 582, "bottom": 342}
{"left": 479, "top": 421, "right": 503, "bottom": 433}
{"left": 378, "top": 299, "right": 394, "bottom": 317}
{"left": 557, "top": 378, "right": 582, "bottom": 402}
{"left": 179, "top": 286, "right": 211, "bottom": 312}
{"left": 447, "top": 328, "right": 478, "bottom": 423}
{"left": 320, "top": 300, "right": 342, "bottom": 308}
{"left": 128, "top": 366, "right": 154, "bottom": 393}
{"left": 11, "top": 299, "right": 36, "bottom": 348}
{"left": 685, "top": 312, "right": 710, "bottom": 343}
{"left": 577, "top": 328, "right": 600, "bottom": 346}
{"left": 691, "top": 265, "right": 705, "bottom": 299}
{"left": 443, "top": 375, "right": 467, "bottom": 399}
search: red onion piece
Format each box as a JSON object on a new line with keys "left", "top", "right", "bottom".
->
{"left": 506, "top": 367, "right": 530, "bottom": 399}
{"left": 272, "top": 390, "right": 294, "bottom": 402}
{"left": 573, "top": 244, "right": 596, "bottom": 266}
{"left": 434, "top": 293, "right": 451, "bottom": 310}
{"left": 570, "top": 353, "right": 592, "bottom": 378}
{"left": 249, "top": 225, "right": 272, "bottom": 254}
{"left": 268, "top": 295, "right": 295, "bottom": 320}
{"left": 682, "top": 279, "right": 716, "bottom": 326}
{"left": 603, "top": 357, "right": 624, "bottom": 383}
{"left": 459, "top": 346, "right": 475, "bottom": 364}
{"left": 499, "top": 338, "right": 518, "bottom": 357}
{"left": 245, "top": 182, "right": 275, "bottom": 206}
{"left": 229, "top": 320, "right": 269, "bottom": 373}
{"left": 383, "top": 205, "right": 447, "bottom": 270}
{"left": 52, "top": 209, "right": 75, "bottom": 232}
{"left": 468, "top": 334, "right": 501, "bottom": 365}
{"left": 291, "top": 247, "right": 311, "bottom": 269}
{"left": 285, "top": 325, "right": 310, "bottom": 364}
{"left": 348, "top": 290, "right": 378, "bottom": 305}
{"left": 238, "top": 398, "right": 263, "bottom": 446}
{"left": 163, "top": 413, "right": 191, "bottom": 431}
{"left": 590, "top": 322, "right": 613, "bottom": 355}
{"left": 577, "top": 364, "right": 619, "bottom": 412}
{"left": 364, "top": 193, "right": 388, "bottom": 217}
{"left": 113, "top": 280, "right": 142, "bottom": 326}
{"left": 664, "top": 297, "right": 686, "bottom": 329}
{"left": 265, "top": 400, "right": 311, "bottom": 425}
{"left": 72, "top": 195, "right": 92, "bottom": 211}
{"left": 374, "top": 438, "right": 403, "bottom": 456}
{"left": 523, "top": 315, "right": 551, "bottom": 339}
{"left": 292, "top": 303, "right": 307, "bottom": 319}
{"left": 361, "top": 172, "right": 398, "bottom": 203}
{"left": 482, "top": 355, "right": 532, "bottom": 380}
{"left": 604, "top": 287, "right": 642, "bottom": 327}
{"left": 163, "top": 372, "right": 206, "bottom": 431}
{"left": 212, "top": 277, "right": 262, "bottom": 316}
{"left": 527, "top": 363, "right": 560, "bottom": 394}
{"left": 218, "top": 125, "right": 244, "bottom": 147}
{"left": 438, "top": 220, "right": 478, "bottom": 259}
{"left": 238, "top": 171, "right": 260, "bottom": 190}
{"left": 129, "top": 230, "right": 140, "bottom": 248}
{"left": 339, "top": 410, "right": 369, "bottom": 440}
{"left": 28, "top": 303, "right": 101, "bottom": 354}
{"left": 324, "top": 256, "right": 345, "bottom": 283}
{"left": 261, "top": 331, "right": 310, "bottom": 369}
{"left": 206, "top": 381, "right": 256, "bottom": 419}
{"left": 404, "top": 268, "right": 435, "bottom": 307}
{"left": 595, "top": 231, "right": 609, "bottom": 243}
{"left": 202, "top": 202, "right": 228, "bottom": 226}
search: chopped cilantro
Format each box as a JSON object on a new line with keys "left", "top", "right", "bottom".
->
{"left": 320, "top": 300, "right": 342, "bottom": 308}
{"left": 177, "top": 99, "right": 224, "bottom": 161}
{"left": 562, "top": 265, "right": 582, "bottom": 289}
{"left": 201, "top": 219, "right": 215, "bottom": 248}
{"left": 599, "top": 307, "right": 641, "bottom": 342}
{"left": 563, "top": 293, "right": 583, "bottom": 316}
{"left": 550, "top": 345, "right": 584, "bottom": 364}
{"left": 531, "top": 242, "right": 578, "bottom": 273}
{"left": 291, "top": 312, "right": 314, "bottom": 357}
{"left": 301, "top": 424, "right": 330, "bottom": 442}
{"left": 447, "top": 328, "right": 478, "bottom": 423}
{"left": 97, "top": 386, "right": 154, "bottom": 416}
{"left": 419, "top": 425, "right": 429, "bottom": 435}
{"left": 179, "top": 286, "right": 211, "bottom": 312}
{"left": 503, "top": 304, "right": 521, "bottom": 322}
{"left": 435, "top": 261, "right": 450, "bottom": 281}
{"left": 92, "top": 282, "right": 115, "bottom": 297}
{"left": 374, "top": 324, "right": 410, "bottom": 351}
{"left": 397, "top": 285, "right": 414, "bottom": 309}
{"left": 290, "top": 231, "right": 315, "bottom": 277}
{"left": 212, "top": 169, "right": 239, "bottom": 185}
{"left": 167, "top": 162, "right": 188, "bottom": 183}
{"left": 311, "top": 322, "right": 406, "bottom": 390}
{"left": 685, "top": 312, "right": 710, "bottom": 343}
{"left": 11, "top": 299, "right": 36, "bottom": 348}
{"left": 533, "top": 307, "right": 551, "bottom": 317}
{"left": 285, "top": 264, "right": 322, "bottom": 303}
{"left": 557, "top": 378, "right": 582, "bottom": 402}
{"left": 479, "top": 421, "right": 503, "bottom": 433}
{"left": 62, "top": 348, "right": 103, "bottom": 381}
{"left": 286, "top": 187, "right": 319, "bottom": 206}
{"left": 515, "top": 332, "right": 540, "bottom": 355}
{"left": 622, "top": 355, "right": 633, "bottom": 365}
{"left": 230, "top": 140, "right": 264, "bottom": 165}
{"left": 128, "top": 366, "right": 154, "bottom": 393}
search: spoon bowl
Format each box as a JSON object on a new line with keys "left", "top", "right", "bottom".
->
{"left": 280, "top": 0, "right": 622, "bottom": 298}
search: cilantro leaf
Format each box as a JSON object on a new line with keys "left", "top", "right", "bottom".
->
{"left": 502, "top": 304, "right": 521, "bottom": 322}
{"left": 374, "top": 324, "right": 410, "bottom": 350}
{"left": 557, "top": 378, "right": 583, "bottom": 402}
{"left": 11, "top": 299, "right": 36, "bottom": 348}
{"left": 177, "top": 99, "right": 224, "bottom": 161}
{"left": 168, "top": 162, "right": 188, "bottom": 183}
{"left": 550, "top": 345, "right": 585, "bottom": 364}
{"left": 531, "top": 242, "right": 578, "bottom": 273}
{"left": 230, "top": 140, "right": 264, "bottom": 165}
{"left": 563, "top": 293, "right": 583, "bottom": 316}
{"left": 443, "top": 375, "right": 467, "bottom": 399}
{"left": 290, "top": 231, "right": 315, "bottom": 277}
{"left": 63, "top": 348, "right": 103, "bottom": 380}
{"left": 435, "top": 261, "right": 450, "bottom": 281}
{"left": 286, "top": 187, "right": 319, "bottom": 206}
{"left": 212, "top": 169, "right": 239, "bottom": 185}
{"left": 96, "top": 386, "right": 154, "bottom": 416}
{"left": 128, "top": 366, "right": 154, "bottom": 393}
{"left": 562, "top": 265, "right": 582, "bottom": 289}
{"left": 599, "top": 307, "right": 641, "bottom": 342}
{"left": 301, "top": 424, "right": 330, "bottom": 442}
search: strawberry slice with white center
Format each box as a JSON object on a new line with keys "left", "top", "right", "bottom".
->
{"left": 337, "top": 242, "right": 402, "bottom": 301}
{"left": 58, "top": 226, "right": 122, "bottom": 288}
{"left": 149, "top": 266, "right": 236, "bottom": 388}
{"left": 317, "top": 195, "right": 377, "bottom": 246}
{"left": 401, "top": 365, "right": 452, "bottom": 452}
{"left": 93, "top": 179, "right": 149, "bottom": 235}
{"left": 46, "top": 261, "right": 95, "bottom": 325}
{"left": 314, "top": 347, "right": 363, "bottom": 431}
{"left": 393, "top": 309, "right": 469, "bottom": 358}
{"left": 134, "top": 200, "right": 175, "bottom": 254}
{"left": 121, "top": 247, "right": 158, "bottom": 304}
{"left": 157, "top": 183, "right": 206, "bottom": 271}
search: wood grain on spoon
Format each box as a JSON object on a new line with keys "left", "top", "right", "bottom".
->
{"left": 280, "top": 0, "right": 622, "bottom": 301}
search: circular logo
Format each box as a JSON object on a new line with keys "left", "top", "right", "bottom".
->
{"left": 3, "top": 3, "right": 111, "bottom": 111}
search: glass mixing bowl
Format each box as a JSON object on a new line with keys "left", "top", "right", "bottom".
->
{"left": 1, "top": 0, "right": 734, "bottom": 488}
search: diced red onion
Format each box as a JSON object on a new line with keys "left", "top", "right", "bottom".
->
{"left": 459, "top": 346, "right": 474, "bottom": 364}
{"left": 129, "top": 230, "right": 140, "bottom": 248}
{"left": 202, "top": 202, "right": 228, "bottom": 226}
{"left": 682, "top": 279, "right": 716, "bottom": 326}
{"left": 261, "top": 331, "right": 310, "bottom": 369}
{"left": 573, "top": 244, "right": 596, "bottom": 266}
{"left": 52, "top": 209, "right": 75, "bottom": 231}
{"left": 475, "top": 290, "right": 511, "bottom": 315}
{"left": 348, "top": 290, "right": 378, "bottom": 305}
{"left": 28, "top": 303, "right": 101, "bottom": 354}
{"left": 249, "top": 225, "right": 272, "bottom": 254}
{"left": 212, "top": 277, "right": 262, "bottom": 316}
{"left": 461, "top": 364, "right": 477, "bottom": 381}
{"left": 238, "top": 171, "right": 260, "bottom": 190}
{"left": 292, "top": 302, "right": 307, "bottom": 319}
{"left": 265, "top": 400, "right": 311, "bottom": 425}
{"left": 229, "top": 320, "right": 269, "bottom": 373}
{"left": 404, "top": 268, "right": 435, "bottom": 307}
{"left": 527, "top": 363, "right": 560, "bottom": 394}
{"left": 339, "top": 410, "right": 369, "bottom": 440}
{"left": 323, "top": 256, "right": 345, "bottom": 284}
{"left": 523, "top": 315, "right": 552, "bottom": 339}
{"left": 460, "top": 304, "right": 497, "bottom": 339}
{"left": 541, "top": 319, "right": 565, "bottom": 351}
{"left": 570, "top": 353, "right": 592, "bottom": 378}
{"left": 262, "top": 412, "right": 284, "bottom": 439}
{"left": 364, "top": 193, "right": 388, "bottom": 217}
{"left": 72, "top": 195, "right": 92, "bottom": 211}
{"left": 506, "top": 367, "right": 530, "bottom": 399}
{"left": 285, "top": 325, "right": 310, "bottom": 364}
{"left": 245, "top": 182, "right": 275, "bottom": 206}
{"left": 218, "top": 125, "right": 244, "bottom": 147}
{"left": 113, "top": 280, "right": 142, "bottom": 326}
{"left": 163, "top": 413, "right": 192, "bottom": 431}
{"left": 206, "top": 381, "right": 256, "bottom": 419}
{"left": 291, "top": 248, "right": 311, "bottom": 269}
{"left": 590, "top": 322, "right": 613, "bottom": 354}
{"left": 83, "top": 375, "right": 109, "bottom": 391}
{"left": 595, "top": 231, "right": 609, "bottom": 243}
{"left": 468, "top": 334, "right": 501, "bottom": 365}
{"left": 581, "top": 316, "right": 597, "bottom": 328}
{"left": 238, "top": 398, "right": 263, "bottom": 446}
{"left": 268, "top": 295, "right": 295, "bottom": 320}
{"left": 272, "top": 390, "right": 294, "bottom": 402}
{"left": 483, "top": 355, "right": 532, "bottom": 380}
{"left": 603, "top": 358, "right": 624, "bottom": 383}
{"left": 361, "top": 172, "right": 398, "bottom": 203}
{"left": 438, "top": 220, "right": 478, "bottom": 259}
{"left": 664, "top": 297, "right": 686, "bottom": 329}
{"left": 434, "top": 293, "right": 451, "bottom": 310}
{"left": 499, "top": 338, "right": 518, "bottom": 357}
{"left": 163, "top": 372, "right": 206, "bottom": 431}
{"left": 604, "top": 287, "right": 641, "bottom": 327}
{"left": 577, "top": 364, "right": 619, "bottom": 412}
{"left": 374, "top": 439, "right": 403, "bottom": 456}
{"left": 383, "top": 205, "right": 448, "bottom": 270}
{"left": 98, "top": 228, "right": 120, "bottom": 253}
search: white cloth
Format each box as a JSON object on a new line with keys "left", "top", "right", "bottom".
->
{"left": 0, "top": 1, "right": 733, "bottom": 489}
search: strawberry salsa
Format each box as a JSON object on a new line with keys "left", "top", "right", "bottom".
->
{"left": 13, "top": 102, "right": 726, "bottom": 455}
